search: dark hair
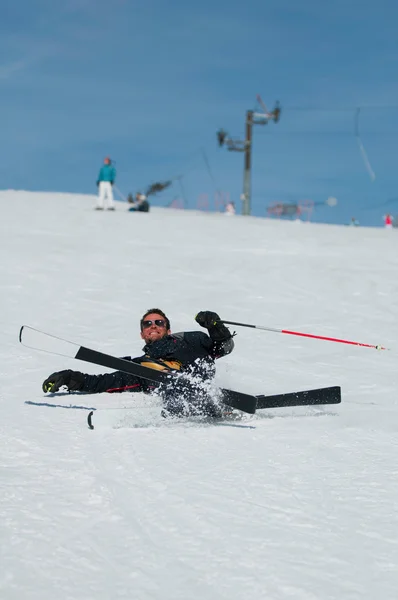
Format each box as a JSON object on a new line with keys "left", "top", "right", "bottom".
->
{"left": 140, "top": 308, "right": 170, "bottom": 331}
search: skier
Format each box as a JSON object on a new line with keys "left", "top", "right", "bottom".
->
{"left": 128, "top": 192, "right": 149, "bottom": 212}
{"left": 96, "top": 157, "right": 116, "bottom": 210}
{"left": 384, "top": 214, "right": 393, "bottom": 229}
{"left": 42, "top": 310, "right": 235, "bottom": 417}
{"left": 225, "top": 201, "right": 236, "bottom": 216}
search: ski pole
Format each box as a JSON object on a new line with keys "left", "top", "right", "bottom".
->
{"left": 113, "top": 185, "right": 127, "bottom": 202}
{"left": 220, "top": 320, "right": 388, "bottom": 351}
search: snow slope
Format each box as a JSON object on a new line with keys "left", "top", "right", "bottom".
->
{"left": 1, "top": 190, "right": 398, "bottom": 600}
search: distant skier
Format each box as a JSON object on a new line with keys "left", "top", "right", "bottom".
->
{"left": 96, "top": 157, "right": 116, "bottom": 210}
{"left": 128, "top": 192, "right": 149, "bottom": 212}
{"left": 225, "top": 201, "right": 236, "bottom": 216}
{"left": 41, "top": 310, "right": 235, "bottom": 417}
{"left": 384, "top": 214, "right": 393, "bottom": 229}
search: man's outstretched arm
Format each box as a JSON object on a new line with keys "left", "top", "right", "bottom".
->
{"left": 195, "top": 311, "right": 235, "bottom": 357}
{"left": 42, "top": 369, "right": 152, "bottom": 394}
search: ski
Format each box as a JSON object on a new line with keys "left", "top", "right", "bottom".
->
{"left": 256, "top": 386, "right": 341, "bottom": 409}
{"left": 75, "top": 348, "right": 340, "bottom": 413}
{"left": 75, "top": 346, "right": 257, "bottom": 414}
{"left": 86, "top": 386, "right": 341, "bottom": 429}
{"left": 19, "top": 326, "right": 342, "bottom": 417}
{"left": 87, "top": 406, "right": 249, "bottom": 431}
{"left": 88, "top": 411, "right": 95, "bottom": 429}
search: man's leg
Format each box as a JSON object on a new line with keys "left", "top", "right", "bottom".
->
{"left": 104, "top": 182, "right": 114, "bottom": 210}
{"left": 97, "top": 182, "right": 105, "bottom": 209}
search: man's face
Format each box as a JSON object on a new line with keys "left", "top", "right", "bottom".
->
{"left": 140, "top": 313, "right": 170, "bottom": 344}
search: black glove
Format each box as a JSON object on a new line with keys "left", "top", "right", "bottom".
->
{"left": 96, "top": 180, "right": 100, "bottom": 186}
{"left": 42, "top": 370, "right": 85, "bottom": 393}
{"left": 195, "top": 311, "right": 220, "bottom": 329}
{"left": 195, "top": 311, "right": 232, "bottom": 342}
{"left": 110, "top": 180, "right": 114, "bottom": 185}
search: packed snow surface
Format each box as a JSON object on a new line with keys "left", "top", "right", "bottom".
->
{"left": 1, "top": 191, "right": 397, "bottom": 599}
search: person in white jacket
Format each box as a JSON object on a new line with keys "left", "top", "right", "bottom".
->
{"left": 225, "top": 201, "right": 236, "bottom": 216}
{"left": 96, "top": 157, "right": 116, "bottom": 210}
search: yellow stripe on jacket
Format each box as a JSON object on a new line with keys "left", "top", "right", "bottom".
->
{"left": 140, "top": 359, "right": 182, "bottom": 372}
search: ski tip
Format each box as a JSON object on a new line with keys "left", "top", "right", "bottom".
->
{"left": 19, "top": 325, "right": 25, "bottom": 343}
{"left": 333, "top": 386, "right": 342, "bottom": 404}
{"left": 87, "top": 411, "right": 94, "bottom": 430}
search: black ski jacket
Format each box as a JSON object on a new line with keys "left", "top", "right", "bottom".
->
{"left": 80, "top": 331, "right": 234, "bottom": 394}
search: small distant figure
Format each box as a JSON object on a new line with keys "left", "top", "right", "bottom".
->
{"left": 96, "top": 157, "right": 116, "bottom": 210}
{"left": 217, "top": 128, "right": 228, "bottom": 147}
{"left": 349, "top": 217, "right": 360, "bottom": 226}
{"left": 384, "top": 213, "right": 393, "bottom": 229}
{"left": 271, "top": 100, "right": 281, "bottom": 123}
{"left": 225, "top": 201, "right": 236, "bottom": 216}
{"left": 128, "top": 192, "right": 150, "bottom": 213}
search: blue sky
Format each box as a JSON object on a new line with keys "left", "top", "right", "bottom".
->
{"left": 1, "top": 0, "right": 398, "bottom": 225}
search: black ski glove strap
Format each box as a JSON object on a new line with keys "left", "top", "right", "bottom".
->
{"left": 195, "top": 311, "right": 232, "bottom": 342}
{"left": 42, "top": 370, "right": 85, "bottom": 393}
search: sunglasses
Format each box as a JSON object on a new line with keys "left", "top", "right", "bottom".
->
{"left": 141, "top": 319, "right": 167, "bottom": 329}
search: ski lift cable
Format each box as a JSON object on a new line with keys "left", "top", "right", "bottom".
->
{"left": 201, "top": 147, "right": 222, "bottom": 194}
{"left": 355, "top": 107, "right": 376, "bottom": 182}
{"left": 361, "top": 196, "right": 398, "bottom": 211}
